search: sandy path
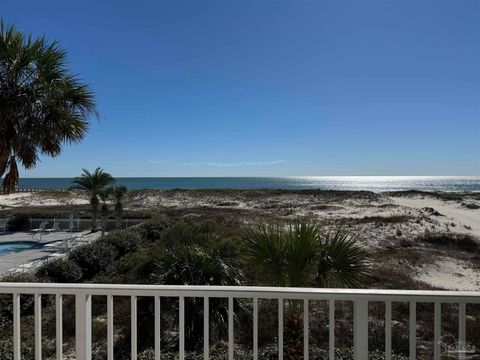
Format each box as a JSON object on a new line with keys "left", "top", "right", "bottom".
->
{"left": 392, "top": 196, "right": 480, "bottom": 237}
{"left": 415, "top": 256, "right": 480, "bottom": 291}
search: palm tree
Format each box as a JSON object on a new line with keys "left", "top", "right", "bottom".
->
{"left": 245, "top": 222, "right": 370, "bottom": 288}
{"left": 98, "top": 187, "right": 112, "bottom": 236}
{"left": 0, "top": 20, "right": 97, "bottom": 193}
{"left": 112, "top": 185, "right": 128, "bottom": 229}
{"left": 71, "top": 168, "right": 115, "bottom": 231}
{"left": 245, "top": 222, "right": 371, "bottom": 359}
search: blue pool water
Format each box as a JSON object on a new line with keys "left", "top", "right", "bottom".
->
{"left": 0, "top": 241, "right": 43, "bottom": 255}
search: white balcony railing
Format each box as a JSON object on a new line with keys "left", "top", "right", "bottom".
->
{"left": 0, "top": 283, "right": 478, "bottom": 360}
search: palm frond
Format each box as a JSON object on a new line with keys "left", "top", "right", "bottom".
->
{"left": 316, "top": 229, "right": 372, "bottom": 288}
{"left": 244, "top": 223, "right": 288, "bottom": 286}
{"left": 0, "top": 19, "right": 97, "bottom": 191}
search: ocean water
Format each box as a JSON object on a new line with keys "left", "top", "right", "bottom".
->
{"left": 17, "top": 176, "right": 480, "bottom": 192}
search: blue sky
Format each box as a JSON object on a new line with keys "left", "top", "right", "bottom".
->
{"left": 3, "top": 0, "right": 479, "bottom": 177}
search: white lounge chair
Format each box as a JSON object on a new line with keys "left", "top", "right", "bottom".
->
{"left": 31, "top": 221, "right": 48, "bottom": 234}
{"left": 45, "top": 222, "right": 61, "bottom": 233}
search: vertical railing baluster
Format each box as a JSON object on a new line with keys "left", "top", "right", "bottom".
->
{"left": 329, "top": 300, "right": 335, "bottom": 360}
{"left": 13, "top": 293, "right": 20, "bottom": 360}
{"left": 75, "top": 293, "right": 92, "bottom": 360}
{"left": 179, "top": 296, "right": 185, "bottom": 360}
{"left": 385, "top": 300, "right": 392, "bottom": 360}
{"left": 35, "top": 293, "right": 42, "bottom": 360}
{"left": 204, "top": 297, "right": 209, "bottom": 360}
{"left": 459, "top": 302, "right": 466, "bottom": 360}
{"left": 434, "top": 302, "right": 441, "bottom": 360}
{"left": 304, "top": 299, "right": 309, "bottom": 360}
{"left": 354, "top": 299, "right": 368, "bottom": 360}
{"left": 253, "top": 297, "right": 258, "bottom": 360}
{"left": 409, "top": 302, "right": 416, "bottom": 360}
{"left": 278, "top": 298, "right": 283, "bottom": 360}
{"left": 56, "top": 294, "right": 63, "bottom": 360}
{"left": 131, "top": 296, "right": 137, "bottom": 360}
{"left": 107, "top": 295, "right": 114, "bottom": 360}
{"left": 228, "top": 297, "right": 234, "bottom": 360}
{"left": 155, "top": 296, "right": 161, "bottom": 360}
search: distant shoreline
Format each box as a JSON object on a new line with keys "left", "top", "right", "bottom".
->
{"left": 13, "top": 176, "right": 480, "bottom": 192}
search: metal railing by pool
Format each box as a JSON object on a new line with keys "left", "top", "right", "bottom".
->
{"left": 29, "top": 218, "right": 145, "bottom": 232}
{"left": 0, "top": 283, "right": 478, "bottom": 360}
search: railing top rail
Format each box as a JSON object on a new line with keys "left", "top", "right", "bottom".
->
{"left": 0, "top": 283, "right": 478, "bottom": 302}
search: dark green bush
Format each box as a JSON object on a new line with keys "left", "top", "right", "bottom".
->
{"left": 100, "top": 229, "right": 143, "bottom": 257}
{"left": 112, "top": 248, "right": 158, "bottom": 283}
{"left": 0, "top": 338, "right": 35, "bottom": 360}
{"left": 418, "top": 232, "right": 479, "bottom": 252}
{"left": 0, "top": 272, "right": 37, "bottom": 283}
{"left": 6, "top": 213, "right": 30, "bottom": 231}
{"left": 68, "top": 242, "right": 119, "bottom": 279}
{"left": 134, "top": 216, "right": 171, "bottom": 242}
{"left": 68, "top": 218, "right": 170, "bottom": 280}
{"left": 137, "top": 347, "right": 408, "bottom": 360}
{"left": 36, "top": 258, "right": 83, "bottom": 283}
{"left": 0, "top": 273, "right": 37, "bottom": 333}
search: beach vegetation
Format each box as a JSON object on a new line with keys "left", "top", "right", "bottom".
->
{"left": 417, "top": 231, "right": 479, "bottom": 252}
{"left": 245, "top": 223, "right": 371, "bottom": 358}
{"left": 36, "top": 258, "right": 82, "bottom": 283}
{"left": 245, "top": 223, "right": 371, "bottom": 288}
{"left": 0, "top": 20, "right": 97, "bottom": 193}
{"left": 2, "top": 215, "right": 474, "bottom": 359}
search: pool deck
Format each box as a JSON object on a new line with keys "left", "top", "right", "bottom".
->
{"left": 0, "top": 231, "right": 101, "bottom": 274}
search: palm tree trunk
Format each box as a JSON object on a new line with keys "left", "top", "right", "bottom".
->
{"left": 284, "top": 303, "right": 304, "bottom": 360}
{"left": 90, "top": 195, "right": 99, "bottom": 231}
{"left": 101, "top": 214, "right": 107, "bottom": 236}
{"left": 1, "top": 156, "right": 19, "bottom": 193}
{"left": 91, "top": 209, "right": 98, "bottom": 231}
{"left": 115, "top": 203, "right": 123, "bottom": 229}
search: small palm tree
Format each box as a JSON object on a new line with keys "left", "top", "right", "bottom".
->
{"left": 0, "top": 21, "right": 97, "bottom": 193}
{"left": 245, "top": 222, "right": 370, "bottom": 287}
{"left": 98, "top": 187, "right": 112, "bottom": 236}
{"left": 112, "top": 185, "right": 128, "bottom": 229}
{"left": 246, "top": 222, "right": 371, "bottom": 359}
{"left": 71, "top": 168, "right": 115, "bottom": 231}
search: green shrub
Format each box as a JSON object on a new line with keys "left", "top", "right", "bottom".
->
{"left": 7, "top": 213, "right": 30, "bottom": 231}
{"left": 0, "top": 273, "right": 37, "bottom": 333}
{"left": 100, "top": 229, "right": 143, "bottom": 257}
{"left": 134, "top": 216, "right": 171, "bottom": 242}
{"left": 69, "top": 242, "right": 119, "bottom": 279}
{"left": 0, "top": 272, "right": 37, "bottom": 283}
{"left": 36, "top": 258, "right": 82, "bottom": 283}
{"left": 67, "top": 220, "right": 167, "bottom": 280}
{"left": 112, "top": 248, "right": 158, "bottom": 283}
{"left": 0, "top": 338, "right": 35, "bottom": 360}
{"left": 160, "top": 220, "right": 220, "bottom": 248}
{"left": 137, "top": 347, "right": 408, "bottom": 360}
{"left": 418, "top": 232, "right": 479, "bottom": 252}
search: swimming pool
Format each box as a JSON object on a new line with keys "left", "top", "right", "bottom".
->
{"left": 0, "top": 241, "right": 43, "bottom": 255}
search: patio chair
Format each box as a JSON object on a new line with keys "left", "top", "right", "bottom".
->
{"left": 31, "top": 221, "right": 48, "bottom": 234}
{"left": 45, "top": 221, "right": 61, "bottom": 233}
